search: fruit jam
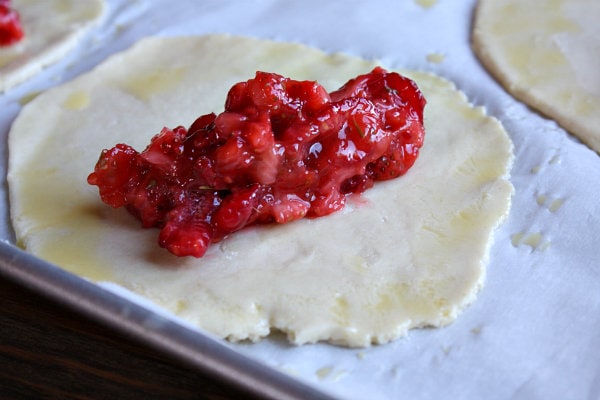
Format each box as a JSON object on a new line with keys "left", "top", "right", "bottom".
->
{"left": 88, "top": 67, "right": 426, "bottom": 257}
{"left": 0, "top": 0, "right": 24, "bottom": 46}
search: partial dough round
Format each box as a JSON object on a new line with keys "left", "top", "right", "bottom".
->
{"left": 8, "top": 35, "right": 513, "bottom": 347}
{"left": 0, "top": 0, "right": 105, "bottom": 92}
{"left": 472, "top": 0, "right": 600, "bottom": 153}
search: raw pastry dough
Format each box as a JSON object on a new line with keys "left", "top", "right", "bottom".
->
{"left": 8, "top": 35, "right": 513, "bottom": 347}
{"left": 472, "top": 0, "right": 600, "bottom": 153}
{"left": 0, "top": 0, "right": 105, "bottom": 92}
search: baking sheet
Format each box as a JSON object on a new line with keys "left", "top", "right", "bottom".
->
{"left": 1, "top": 1, "right": 599, "bottom": 399}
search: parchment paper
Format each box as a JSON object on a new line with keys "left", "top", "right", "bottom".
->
{"left": 1, "top": 1, "right": 598, "bottom": 399}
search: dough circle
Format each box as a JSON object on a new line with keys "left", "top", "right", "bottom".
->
{"left": 0, "top": 0, "right": 105, "bottom": 92}
{"left": 8, "top": 35, "right": 513, "bottom": 347}
{"left": 472, "top": 0, "right": 600, "bottom": 153}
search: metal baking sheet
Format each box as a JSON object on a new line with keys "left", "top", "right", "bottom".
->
{"left": 1, "top": 1, "right": 599, "bottom": 399}
{"left": 0, "top": 241, "right": 334, "bottom": 400}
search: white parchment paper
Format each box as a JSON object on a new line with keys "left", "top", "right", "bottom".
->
{"left": 1, "top": 1, "right": 598, "bottom": 399}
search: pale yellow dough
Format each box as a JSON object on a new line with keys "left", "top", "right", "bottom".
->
{"left": 8, "top": 35, "right": 513, "bottom": 347}
{"left": 472, "top": 0, "right": 600, "bottom": 153}
{"left": 0, "top": 0, "right": 105, "bottom": 92}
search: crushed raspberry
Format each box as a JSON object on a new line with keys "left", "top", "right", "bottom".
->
{"left": 0, "top": 0, "right": 24, "bottom": 46}
{"left": 88, "top": 67, "right": 426, "bottom": 257}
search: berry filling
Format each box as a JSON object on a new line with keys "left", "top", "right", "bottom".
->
{"left": 0, "top": 0, "right": 24, "bottom": 46}
{"left": 88, "top": 67, "right": 426, "bottom": 257}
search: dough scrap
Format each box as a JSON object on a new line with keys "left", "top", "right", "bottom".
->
{"left": 8, "top": 35, "right": 513, "bottom": 347}
{"left": 472, "top": 0, "right": 600, "bottom": 153}
{"left": 0, "top": 0, "right": 105, "bottom": 92}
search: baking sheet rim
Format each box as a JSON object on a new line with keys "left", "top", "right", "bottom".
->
{"left": 0, "top": 240, "right": 336, "bottom": 400}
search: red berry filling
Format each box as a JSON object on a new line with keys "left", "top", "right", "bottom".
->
{"left": 0, "top": 0, "right": 24, "bottom": 46}
{"left": 88, "top": 67, "right": 426, "bottom": 257}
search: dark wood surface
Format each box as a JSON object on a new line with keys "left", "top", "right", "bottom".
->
{"left": 0, "top": 275, "right": 256, "bottom": 400}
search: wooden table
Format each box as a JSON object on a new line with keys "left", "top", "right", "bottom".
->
{"left": 0, "top": 275, "right": 256, "bottom": 399}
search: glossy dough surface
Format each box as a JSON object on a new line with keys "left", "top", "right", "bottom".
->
{"left": 472, "top": 0, "right": 600, "bottom": 153}
{"left": 8, "top": 35, "right": 513, "bottom": 347}
{"left": 0, "top": 0, "right": 105, "bottom": 92}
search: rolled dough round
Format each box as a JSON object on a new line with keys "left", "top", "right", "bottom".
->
{"left": 8, "top": 35, "right": 513, "bottom": 347}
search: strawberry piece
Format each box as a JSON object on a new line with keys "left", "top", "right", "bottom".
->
{"left": 0, "top": 0, "right": 24, "bottom": 46}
